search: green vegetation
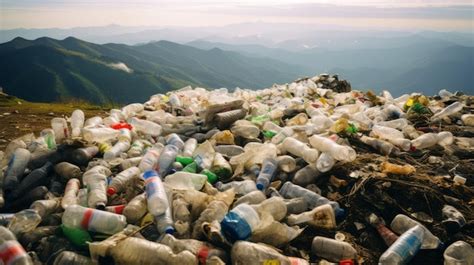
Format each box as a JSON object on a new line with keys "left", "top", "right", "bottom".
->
{"left": 0, "top": 37, "right": 303, "bottom": 104}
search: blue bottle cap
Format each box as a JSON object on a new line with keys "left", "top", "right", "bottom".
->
{"left": 143, "top": 170, "right": 159, "bottom": 180}
{"left": 220, "top": 211, "right": 252, "bottom": 242}
{"left": 256, "top": 183, "right": 264, "bottom": 190}
{"left": 165, "top": 226, "right": 175, "bottom": 234}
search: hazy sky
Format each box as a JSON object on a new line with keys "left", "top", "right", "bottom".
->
{"left": 0, "top": 0, "right": 473, "bottom": 30}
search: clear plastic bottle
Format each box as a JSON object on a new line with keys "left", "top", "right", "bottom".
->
{"left": 287, "top": 204, "right": 336, "bottom": 229}
{"left": 411, "top": 133, "right": 439, "bottom": 149}
{"left": 443, "top": 241, "right": 474, "bottom": 265}
{"left": 0, "top": 226, "right": 33, "bottom": 265}
{"left": 279, "top": 137, "right": 319, "bottom": 164}
{"left": 192, "top": 200, "right": 229, "bottom": 239}
{"left": 379, "top": 225, "right": 424, "bottom": 265}
{"left": 377, "top": 118, "right": 409, "bottom": 130}
{"left": 4, "top": 148, "right": 31, "bottom": 193}
{"left": 230, "top": 122, "right": 260, "bottom": 139}
{"left": 441, "top": 205, "right": 466, "bottom": 232}
{"left": 276, "top": 155, "right": 296, "bottom": 173}
{"left": 129, "top": 117, "right": 162, "bottom": 136}
{"left": 156, "top": 205, "right": 175, "bottom": 234}
{"left": 84, "top": 116, "right": 103, "bottom": 128}
{"left": 461, "top": 114, "right": 474, "bottom": 126}
{"left": 158, "top": 145, "right": 180, "bottom": 177}
{"left": 121, "top": 103, "right": 144, "bottom": 119}
{"left": 71, "top": 146, "right": 99, "bottom": 165}
{"left": 62, "top": 178, "right": 81, "bottom": 209}
{"left": 359, "top": 135, "right": 394, "bottom": 156}
{"left": 231, "top": 241, "right": 308, "bottom": 265}
{"left": 215, "top": 180, "right": 258, "bottom": 195}
{"left": 390, "top": 214, "right": 443, "bottom": 249}
{"left": 312, "top": 236, "right": 357, "bottom": 262}
{"left": 316, "top": 152, "right": 336, "bottom": 172}
{"left": 431, "top": 102, "right": 464, "bottom": 121}
{"left": 143, "top": 170, "right": 169, "bottom": 216}
{"left": 166, "top": 133, "right": 185, "bottom": 151}
{"left": 292, "top": 164, "right": 321, "bottom": 186}
{"left": 107, "top": 166, "right": 141, "bottom": 196}
{"left": 437, "top": 131, "right": 454, "bottom": 147}
{"left": 164, "top": 172, "right": 208, "bottom": 190}
{"left": 123, "top": 193, "right": 147, "bottom": 224}
{"left": 371, "top": 125, "right": 411, "bottom": 151}
{"left": 251, "top": 196, "right": 287, "bottom": 222}
{"left": 308, "top": 135, "right": 356, "bottom": 162}
{"left": 280, "top": 182, "right": 344, "bottom": 218}
{"left": 182, "top": 138, "right": 198, "bottom": 157}
{"left": 82, "top": 166, "right": 111, "bottom": 209}
{"left": 139, "top": 146, "right": 162, "bottom": 172}
{"left": 211, "top": 153, "right": 233, "bottom": 180}
{"left": 70, "top": 109, "right": 85, "bottom": 138}
{"left": 128, "top": 140, "right": 145, "bottom": 157}
{"left": 30, "top": 198, "right": 60, "bottom": 218}
{"left": 8, "top": 209, "right": 42, "bottom": 236}
{"left": 271, "top": 127, "right": 294, "bottom": 145}
{"left": 255, "top": 158, "right": 278, "bottom": 190}
{"left": 54, "top": 162, "right": 82, "bottom": 181}
{"left": 40, "top": 128, "right": 57, "bottom": 150}
{"left": 53, "top": 251, "right": 95, "bottom": 265}
{"left": 160, "top": 234, "right": 228, "bottom": 263}
{"left": 82, "top": 127, "right": 119, "bottom": 143}
{"left": 62, "top": 205, "right": 126, "bottom": 234}
{"left": 104, "top": 137, "right": 131, "bottom": 161}
{"left": 193, "top": 140, "right": 215, "bottom": 170}
{"left": 221, "top": 203, "right": 260, "bottom": 242}
{"left": 51, "top": 117, "right": 69, "bottom": 142}
{"left": 234, "top": 190, "right": 267, "bottom": 207}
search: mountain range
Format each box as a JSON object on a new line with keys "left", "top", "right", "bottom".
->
{"left": 0, "top": 37, "right": 303, "bottom": 104}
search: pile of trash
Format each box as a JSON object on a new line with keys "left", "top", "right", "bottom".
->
{"left": 0, "top": 73, "right": 473, "bottom": 265}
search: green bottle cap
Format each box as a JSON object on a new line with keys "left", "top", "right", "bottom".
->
{"left": 182, "top": 161, "right": 198, "bottom": 173}
{"left": 176, "top": 156, "right": 194, "bottom": 166}
{"left": 201, "top": 169, "right": 218, "bottom": 184}
{"left": 262, "top": 130, "right": 277, "bottom": 139}
{"left": 61, "top": 224, "right": 92, "bottom": 248}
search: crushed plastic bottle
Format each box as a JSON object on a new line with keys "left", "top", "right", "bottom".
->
{"left": 379, "top": 225, "right": 424, "bottom": 265}
{"left": 0, "top": 226, "right": 34, "bottom": 265}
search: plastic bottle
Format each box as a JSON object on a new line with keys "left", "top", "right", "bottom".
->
{"left": 0, "top": 226, "right": 33, "bottom": 265}
{"left": 104, "top": 132, "right": 131, "bottom": 160}
{"left": 84, "top": 116, "right": 103, "bottom": 127}
{"left": 443, "top": 241, "right": 474, "bottom": 265}
{"left": 359, "top": 135, "right": 394, "bottom": 156}
{"left": 215, "top": 108, "right": 247, "bottom": 129}
{"left": 166, "top": 133, "right": 185, "bottom": 150}
{"left": 54, "top": 162, "right": 82, "bottom": 181}
{"left": 51, "top": 117, "right": 69, "bottom": 142}
{"left": 311, "top": 236, "right": 357, "bottom": 262}
{"left": 121, "top": 103, "right": 144, "bottom": 119}
{"left": 193, "top": 141, "right": 215, "bottom": 170}
{"left": 221, "top": 203, "right": 260, "bottom": 242}
{"left": 82, "top": 127, "right": 119, "bottom": 143}
{"left": 292, "top": 164, "right": 321, "bottom": 187}
{"left": 158, "top": 145, "right": 179, "bottom": 177}
{"left": 371, "top": 125, "right": 411, "bottom": 151}
{"left": 367, "top": 213, "right": 399, "bottom": 246}
{"left": 234, "top": 190, "right": 267, "bottom": 207}
{"left": 62, "top": 178, "right": 81, "bottom": 209}
{"left": 231, "top": 241, "right": 308, "bottom": 265}
{"left": 128, "top": 140, "right": 145, "bottom": 157}
{"left": 214, "top": 145, "right": 245, "bottom": 158}
{"left": 285, "top": 197, "right": 309, "bottom": 215}
{"left": 431, "top": 102, "right": 464, "bottom": 121}
{"left": 107, "top": 166, "right": 141, "bottom": 196}
{"left": 123, "top": 193, "right": 147, "bottom": 224}
{"left": 139, "top": 145, "right": 162, "bottom": 172}
{"left": 287, "top": 204, "right": 336, "bottom": 229}
{"left": 143, "top": 170, "right": 169, "bottom": 216}
{"left": 279, "top": 137, "right": 319, "bottom": 164}
{"left": 280, "top": 182, "right": 344, "bottom": 218}
{"left": 156, "top": 205, "right": 175, "bottom": 234}
{"left": 0, "top": 214, "right": 14, "bottom": 226}
{"left": 441, "top": 205, "right": 466, "bottom": 232}
{"left": 411, "top": 133, "right": 439, "bottom": 149}
{"left": 164, "top": 172, "right": 208, "bottom": 190}
{"left": 192, "top": 200, "right": 229, "bottom": 239}
{"left": 11, "top": 162, "right": 53, "bottom": 198}
{"left": 89, "top": 236, "right": 196, "bottom": 265}
{"left": 53, "top": 251, "right": 95, "bottom": 265}
{"left": 251, "top": 197, "right": 287, "bottom": 221}
{"left": 121, "top": 156, "right": 143, "bottom": 170}
{"left": 377, "top": 118, "right": 409, "bottom": 130}
{"left": 30, "top": 198, "right": 60, "bottom": 218}
{"left": 3, "top": 148, "right": 31, "bottom": 193}
{"left": 308, "top": 135, "right": 356, "bottom": 162}
{"left": 71, "top": 146, "right": 99, "bottom": 165}
{"left": 182, "top": 138, "right": 198, "bottom": 157}
{"left": 70, "top": 109, "right": 85, "bottom": 138}
{"left": 7, "top": 209, "right": 42, "bottom": 236}
{"left": 316, "top": 152, "right": 336, "bottom": 172}
{"left": 379, "top": 225, "right": 425, "bottom": 265}
{"left": 271, "top": 127, "right": 294, "bottom": 144}
{"left": 129, "top": 117, "right": 162, "bottom": 136}
{"left": 182, "top": 161, "right": 198, "bottom": 173}
{"left": 82, "top": 166, "right": 111, "bottom": 209}
{"left": 211, "top": 153, "right": 233, "bottom": 180}
{"left": 461, "top": 114, "right": 474, "bottom": 126}
{"left": 62, "top": 205, "right": 126, "bottom": 234}
{"left": 390, "top": 214, "right": 443, "bottom": 249}
{"left": 276, "top": 155, "right": 296, "bottom": 173}
{"left": 40, "top": 128, "right": 57, "bottom": 150}
{"left": 230, "top": 121, "right": 260, "bottom": 139}
{"left": 215, "top": 180, "right": 258, "bottom": 195}
{"left": 160, "top": 234, "right": 228, "bottom": 264}
{"left": 255, "top": 158, "right": 278, "bottom": 190}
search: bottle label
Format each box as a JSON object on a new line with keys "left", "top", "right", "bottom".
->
{"left": 0, "top": 241, "right": 28, "bottom": 265}
{"left": 263, "top": 260, "right": 280, "bottom": 265}
{"left": 393, "top": 233, "right": 420, "bottom": 259}
{"left": 145, "top": 176, "right": 159, "bottom": 197}
{"left": 197, "top": 246, "right": 209, "bottom": 264}
{"left": 80, "top": 208, "right": 94, "bottom": 230}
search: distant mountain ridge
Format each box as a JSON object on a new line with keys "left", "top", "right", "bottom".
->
{"left": 0, "top": 37, "right": 303, "bottom": 104}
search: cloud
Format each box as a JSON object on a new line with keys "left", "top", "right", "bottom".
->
{"left": 107, "top": 62, "right": 133, "bottom": 73}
